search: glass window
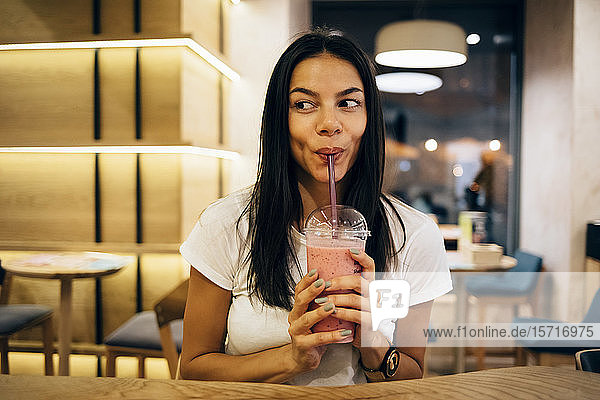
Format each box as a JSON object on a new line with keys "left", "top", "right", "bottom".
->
{"left": 313, "top": 0, "right": 523, "bottom": 252}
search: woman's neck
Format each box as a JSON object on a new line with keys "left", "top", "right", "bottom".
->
{"left": 295, "top": 167, "right": 346, "bottom": 226}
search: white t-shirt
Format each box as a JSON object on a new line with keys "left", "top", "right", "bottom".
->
{"left": 180, "top": 186, "right": 452, "bottom": 386}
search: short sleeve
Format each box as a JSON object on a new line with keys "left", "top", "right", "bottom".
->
{"left": 179, "top": 208, "right": 238, "bottom": 291}
{"left": 401, "top": 218, "right": 453, "bottom": 306}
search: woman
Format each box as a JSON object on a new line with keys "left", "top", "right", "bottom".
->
{"left": 179, "top": 30, "right": 451, "bottom": 385}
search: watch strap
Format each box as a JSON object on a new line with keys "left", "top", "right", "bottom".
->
{"left": 362, "top": 368, "right": 386, "bottom": 381}
{"left": 360, "top": 347, "right": 400, "bottom": 380}
{"left": 360, "top": 358, "right": 385, "bottom": 381}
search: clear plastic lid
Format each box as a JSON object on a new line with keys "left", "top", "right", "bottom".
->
{"left": 304, "top": 205, "right": 370, "bottom": 240}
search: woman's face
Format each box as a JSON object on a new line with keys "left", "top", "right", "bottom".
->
{"left": 288, "top": 54, "right": 367, "bottom": 185}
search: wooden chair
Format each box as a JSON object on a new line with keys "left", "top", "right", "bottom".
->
{"left": 575, "top": 349, "right": 600, "bottom": 373}
{"left": 104, "top": 279, "right": 188, "bottom": 378}
{"left": 0, "top": 260, "right": 54, "bottom": 375}
{"left": 154, "top": 279, "right": 188, "bottom": 379}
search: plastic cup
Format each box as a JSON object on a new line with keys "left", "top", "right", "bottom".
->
{"left": 304, "top": 205, "right": 370, "bottom": 343}
{"left": 458, "top": 211, "right": 487, "bottom": 250}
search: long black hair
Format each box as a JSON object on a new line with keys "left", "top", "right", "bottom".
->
{"left": 238, "top": 29, "right": 405, "bottom": 311}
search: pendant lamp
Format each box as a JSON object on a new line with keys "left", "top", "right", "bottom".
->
{"left": 375, "top": 19, "right": 467, "bottom": 68}
{"left": 376, "top": 72, "right": 442, "bottom": 94}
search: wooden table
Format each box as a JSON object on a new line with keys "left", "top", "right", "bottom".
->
{"left": 3, "top": 252, "right": 131, "bottom": 376}
{"left": 446, "top": 250, "right": 517, "bottom": 373}
{"left": 1, "top": 366, "right": 598, "bottom": 399}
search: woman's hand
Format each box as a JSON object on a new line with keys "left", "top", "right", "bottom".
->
{"left": 286, "top": 269, "right": 354, "bottom": 373}
{"left": 325, "top": 249, "right": 388, "bottom": 349}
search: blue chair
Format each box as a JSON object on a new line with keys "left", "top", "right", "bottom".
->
{"left": 104, "top": 280, "right": 186, "bottom": 378}
{"left": 1, "top": 260, "right": 54, "bottom": 375}
{"left": 576, "top": 349, "right": 600, "bottom": 373}
{"left": 514, "top": 288, "right": 600, "bottom": 365}
{"left": 466, "top": 250, "right": 543, "bottom": 369}
{"left": 466, "top": 251, "right": 543, "bottom": 296}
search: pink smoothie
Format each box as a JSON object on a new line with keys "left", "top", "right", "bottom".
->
{"left": 307, "top": 242, "right": 364, "bottom": 343}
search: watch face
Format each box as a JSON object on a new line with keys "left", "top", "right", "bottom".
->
{"left": 385, "top": 350, "right": 400, "bottom": 377}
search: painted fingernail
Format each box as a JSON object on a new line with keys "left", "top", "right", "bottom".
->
{"left": 350, "top": 249, "right": 360, "bottom": 255}
{"left": 315, "top": 297, "right": 328, "bottom": 304}
{"left": 324, "top": 281, "right": 332, "bottom": 289}
{"left": 341, "top": 329, "right": 353, "bottom": 336}
{"left": 308, "top": 269, "right": 317, "bottom": 277}
{"left": 314, "top": 279, "right": 324, "bottom": 288}
{"left": 324, "top": 303, "right": 334, "bottom": 312}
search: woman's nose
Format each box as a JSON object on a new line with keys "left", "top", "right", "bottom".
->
{"left": 316, "top": 107, "right": 342, "bottom": 136}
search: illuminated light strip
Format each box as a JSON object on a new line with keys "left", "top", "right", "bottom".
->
{"left": 0, "top": 146, "right": 240, "bottom": 160}
{"left": 0, "top": 38, "right": 240, "bottom": 81}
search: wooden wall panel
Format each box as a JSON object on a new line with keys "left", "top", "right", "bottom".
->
{"left": 0, "top": 154, "right": 95, "bottom": 242}
{"left": 140, "top": 47, "right": 181, "bottom": 143}
{"left": 68, "top": 277, "right": 96, "bottom": 343}
{"left": 0, "top": 0, "right": 93, "bottom": 43}
{"left": 101, "top": 258, "right": 137, "bottom": 338}
{"left": 140, "top": 154, "right": 181, "bottom": 243}
{"left": 182, "top": 0, "right": 221, "bottom": 51}
{"left": 221, "top": 0, "right": 232, "bottom": 56}
{"left": 140, "top": 254, "right": 187, "bottom": 310}
{"left": 181, "top": 50, "right": 220, "bottom": 146}
{"left": 180, "top": 156, "right": 220, "bottom": 240}
{"left": 99, "top": 154, "right": 137, "bottom": 242}
{"left": 0, "top": 0, "right": 230, "bottom": 348}
{"left": 0, "top": 50, "right": 94, "bottom": 146}
{"left": 141, "top": 0, "right": 181, "bottom": 34}
{"left": 221, "top": 159, "right": 233, "bottom": 197}
{"left": 101, "top": 0, "right": 136, "bottom": 36}
{"left": 221, "top": 77, "right": 231, "bottom": 146}
{"left": 99, "top": 48, "right": 136, "bottom": 143}
{"left": 0, "top": 0, "right": 228, "bottom": 42}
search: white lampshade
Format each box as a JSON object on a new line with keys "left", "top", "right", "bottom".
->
{"left": 375, "top": 19, "right": 467, "bottom": 68}
{"left": 376, "top": 72, "right": 442, "bottom": 94}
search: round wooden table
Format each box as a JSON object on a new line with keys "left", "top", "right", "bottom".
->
{"left": 446, "top": 250, "right": 517, "bottom": 373}
{"left": 3, "top": 252, "right": 131, "bottom": 376}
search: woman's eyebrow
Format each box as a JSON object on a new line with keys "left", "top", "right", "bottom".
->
{"left": 289, "top": 87, "right": 317, "bottom": 96}
{"left": 337, "top": 87, "right": 363, "bottom": 97}
{"left": 288, "top": 87, "right": 364, "bottom": 97}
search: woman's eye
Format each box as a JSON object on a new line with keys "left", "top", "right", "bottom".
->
{"left": 292, "top": 101, "right": 316, "bottom": 111}
{"left": 339, "top": 99, "right": 361, "bottom": 108}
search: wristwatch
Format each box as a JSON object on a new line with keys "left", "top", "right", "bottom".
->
{"left": 360, "top": 347, "right": 401, "bottom": 380}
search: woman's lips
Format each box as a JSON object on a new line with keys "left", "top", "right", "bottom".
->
{"left": 315, "top": 147, "right": 344, "bottom": 163}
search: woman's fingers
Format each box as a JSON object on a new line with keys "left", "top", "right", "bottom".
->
{"left": 326, "top": 293, "right": 370, "bottom": 312}
{"left": 289, "top": 272, "right": 326, "bottom": 322}
{"left": 295, "top": 329, "right": 354, "bottom": 348}
{"left": 289, "top": 278, "right": 329, "bottom": 322}
{"left": 325, "top": 275, "right": 370, "bottom": 297}
{"left": 330, "top": 307, "right": 372, "bottom": 331}
{"left": 288, "top": 301, "right": 335, "bottom": 336}
{"left": 295, "top": 268, "right": 319, "bottom": 296}
{"left": 349, "top": 249, "right": 376, "bottom": 274}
